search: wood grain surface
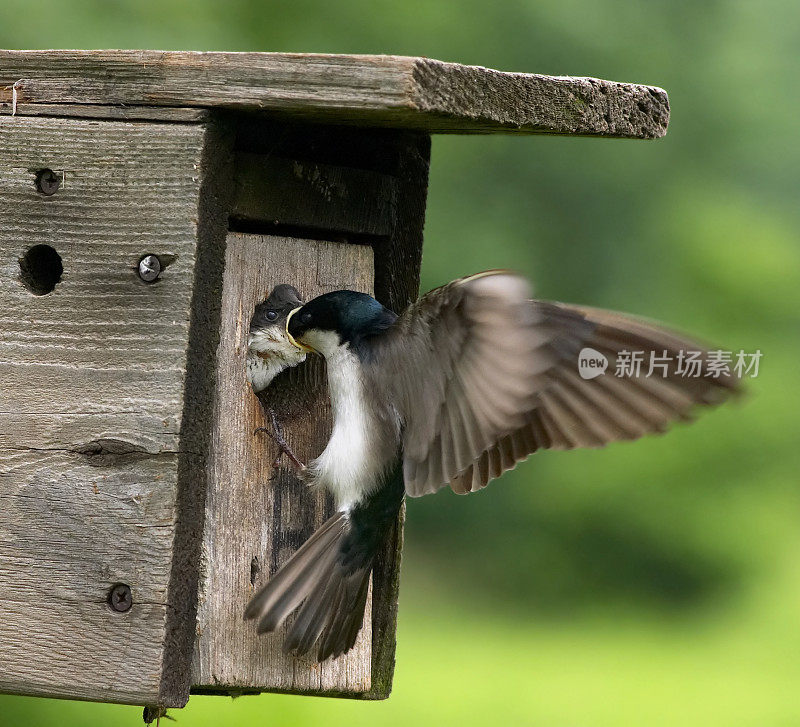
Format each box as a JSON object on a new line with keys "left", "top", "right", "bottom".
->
{"left": 0, "top": 114, "right": 218, "bottom": 706}
{"left": 0, "top": 108, "right": 430, "bottom": 705}
{"left": 0, "top": 101, "right": 208, "bottom": 122}
{"left": 232, "top": 153, "right": 396, "bottom": 237}
{"left": 192, "top": 233, "right": 375, "bottom": 696}
{"left": 0, "top": 50, "right": 669, "bottom": 138}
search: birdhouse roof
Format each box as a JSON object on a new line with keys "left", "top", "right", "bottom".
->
{"left": 0, "top": 50, "right": 668, "bottom": 138}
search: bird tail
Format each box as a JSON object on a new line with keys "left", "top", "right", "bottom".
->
{"left": 244, "top": 510, "right": 375, "bottom": 662}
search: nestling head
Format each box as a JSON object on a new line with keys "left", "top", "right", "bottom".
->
{"left": 247, "top": 284, "right": 306, "bottom": 392}
{"left": 287, "top": 290, "right": 397, "bottom": 355}
{"left": 249, "top": 284, "right": 304, "bottom": 341}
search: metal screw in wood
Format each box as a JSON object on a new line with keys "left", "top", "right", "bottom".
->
{"left": 138, "top": 255, "right": 161, "bottom": 282}
{"left": 35, "top": 169, "right": 60, "bottom": 195}
{"left": 108, "top": 584, "right": 133, "bottom": 613}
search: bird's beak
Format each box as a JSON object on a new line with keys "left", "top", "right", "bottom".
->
{"left": 285, "top": 307, "right": 316, "bottom": 353}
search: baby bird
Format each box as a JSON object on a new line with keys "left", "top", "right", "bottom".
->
{"left": 246, "top": 284, "right": 312, "bottom": 468}
{"left": 247, "top": 284, "right": 307, "bottom": 394}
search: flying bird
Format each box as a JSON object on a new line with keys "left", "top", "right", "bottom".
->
{"left": 245, "top": 271, "right": 738, "bottom": 661}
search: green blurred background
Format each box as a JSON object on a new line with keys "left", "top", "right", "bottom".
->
{"left": 1, "top": 1, "right": 797, "bottom": 725}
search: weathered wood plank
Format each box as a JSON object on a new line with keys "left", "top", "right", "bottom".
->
{"left": 192, "top": 233, "right": 374, "bottom": 695}
{"left": 159, "top": 114, "right": 233, "bottom": 708}
{"left": 0, "top": 102, "right": 208, "bottom": 122}
{"left": 0, "top": 114, "right": 218, "bottom": 707}
{"left": 232, "top": 153, "right": 396, "bottom": 236}
{"left": 0, "top": 600, "right": 167, "bottom": 703}
{"left": 213, "top": 123, "right": 428, "bottom": 699}
{"left": 0, "top": 50, "right": 669, "bottom": 138}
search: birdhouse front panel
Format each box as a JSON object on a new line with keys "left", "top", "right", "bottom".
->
{"left": 192, "top": 233, "right": 375, "bottom": 696}
{"left": 0, "top": 114, "right": 213, "bottom": 706}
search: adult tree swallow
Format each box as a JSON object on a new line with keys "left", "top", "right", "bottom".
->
{"left": 245, "top": 271, "right": 738, "bottom": 661}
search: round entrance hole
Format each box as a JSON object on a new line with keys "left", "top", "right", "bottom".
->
{"left": 19, "top": 244, "right": 63, "bottom": 295}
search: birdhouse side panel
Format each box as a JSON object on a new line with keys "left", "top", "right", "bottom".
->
{"left": 0, "top": 115, "right": 208, "bottom": 705}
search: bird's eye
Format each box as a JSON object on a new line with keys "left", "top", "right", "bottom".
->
{"left": 265, "top": 310, "right": 278, "bottom": 321}
{"left": 300, "top": 312, "right": 312, "bottom": 325}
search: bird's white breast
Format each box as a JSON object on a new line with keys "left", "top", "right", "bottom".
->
{"left": 246, "top": 353, "right": 285, "bottom": 392}
{"left": 246, "top": 327, "right": 307, "bottom": 392}
{"left": 308, "top": 342, "right": 390, "bottom": 510}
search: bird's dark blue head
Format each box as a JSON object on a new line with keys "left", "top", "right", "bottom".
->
{"left": 287, "top": 290, "right": 397, "bottom": 355}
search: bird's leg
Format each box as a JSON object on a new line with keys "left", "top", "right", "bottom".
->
{"left": 254, "top": 409, "right": 307, "bottom": 472}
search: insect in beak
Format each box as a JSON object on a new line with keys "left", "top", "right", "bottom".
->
{"left": 285, "top": 307, "right": 316, "bottom": 353}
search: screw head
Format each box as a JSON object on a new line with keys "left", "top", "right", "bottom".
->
{"left": 138, "top": 255, "right": 161, "bottom": 283}
{"left": 108, "top": 583, "right": 133, "bottom": 613}
{"left": 35, "top": 168, "right": 61, "bottom": 196}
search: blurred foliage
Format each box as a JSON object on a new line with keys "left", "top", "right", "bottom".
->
{"left": 0, "top": 1, "right": 798, "bottom": 724}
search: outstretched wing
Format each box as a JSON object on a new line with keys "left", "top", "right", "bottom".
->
{"left": 372, "top": 271, "right": 739, "bottom": 497}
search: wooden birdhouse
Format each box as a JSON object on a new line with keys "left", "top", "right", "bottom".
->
{"left": 0, "top": 50, "right": 669, "bottom": 710}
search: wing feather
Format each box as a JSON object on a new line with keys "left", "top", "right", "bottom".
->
{"left": 368, "top": 272, "right": 739, "bottom": 497}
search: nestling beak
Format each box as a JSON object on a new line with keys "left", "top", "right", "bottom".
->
{"left": 286, "top": 307, "right": 316, "bottom": 353}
